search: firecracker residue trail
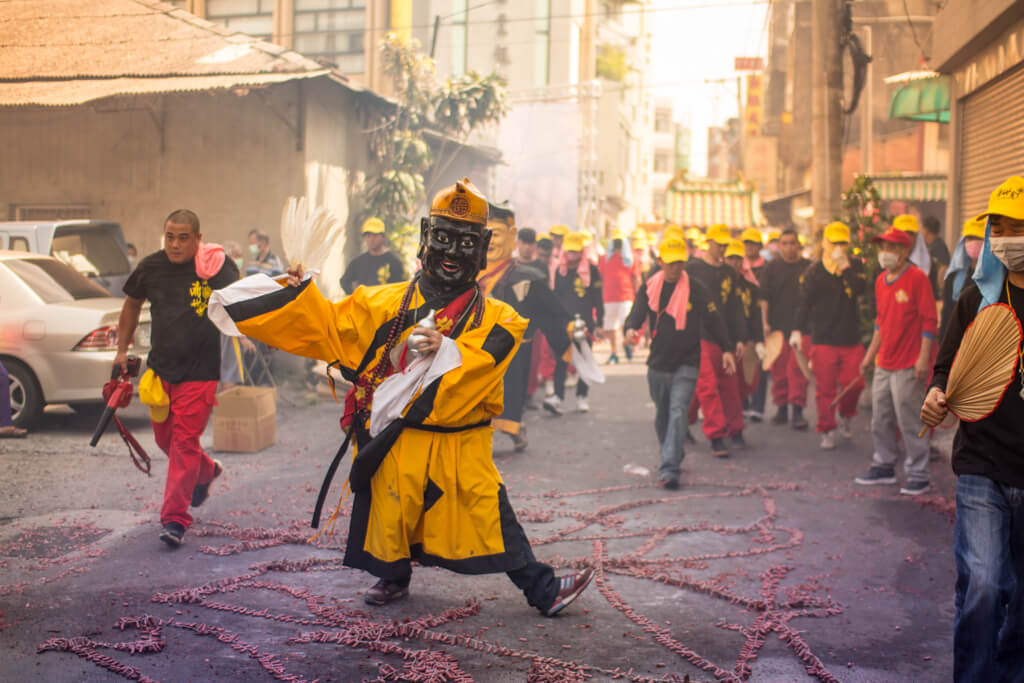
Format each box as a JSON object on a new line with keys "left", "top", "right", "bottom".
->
{"left": 34, "top": 482, "right": 857, "bottom": 682}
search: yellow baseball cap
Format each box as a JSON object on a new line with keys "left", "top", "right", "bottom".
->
{"left": 685, "top": 227, "right": 703, "bottom": 242}
{"left": 975, "top": 176, "right": 1024, "bottom": 222}
{"left": 767, "top": 229, "right": 782, "bottom": 242}
{"left": 549, "top": 224, "right": 570, "bottom": 237}
{"left": 663, "top": 224, "right": 684, "bottom": 242}
{"left": 823, "top": 221, "right": 851, "bottom": 243}
{"left": 740, "top": 228, "right": 763, "bottom": 245}
{"left": 893, "top": 214, "right": 919, "bottom": 233}
{"left": 706, "top": 223, "right": 732, "bottom": 246}
{"left": 430, "top": 177, "right": 488, "bottom": 225}
{"left": 611, "top": 229, "right": 626, "bottom": 241}
{"left": 361, "top": 217, "right": 386, "bottom": 234}
{"left": 659, "top": 238, "right": 688, "bottom": 264}
{"left": 724, "top": 240, "right": 745, "bottom": 259}
{"left": 563, "top": 232, "right": 585, "bottom": 252}
{"left": 630, "top": 228, "right": 648, "bottom": 248}
{"left": 798, "top": 234, "right": 807, "bottom": 246}
{"left": 963, "top": 218, "right": 987, "bottom": 240}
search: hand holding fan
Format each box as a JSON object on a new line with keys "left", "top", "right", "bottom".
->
{"left": 918, "top": 303, "right": 1022, "bottom": 437}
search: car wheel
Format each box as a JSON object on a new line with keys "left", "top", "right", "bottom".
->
{"left": 5, "top": 360, "right": 43, "bottom": 430}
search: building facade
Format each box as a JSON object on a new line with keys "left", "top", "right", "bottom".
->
{"left": 933, "top": 0, "right": 1024, "bottom": 243}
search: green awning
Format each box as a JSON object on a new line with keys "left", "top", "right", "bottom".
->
{"left": 889, "top": 76, "right": 950, "bottom": 123}
{"left": 871, "top": 175, "right": 947, "bottom": 202}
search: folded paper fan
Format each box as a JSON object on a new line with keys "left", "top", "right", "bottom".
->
{"left": 762, "top": 331, "right": 784, "bottom": 371}
{"left": 945, "top": 303, "right": 1022, "bottom": 422}
{"left": 742, "top": 344, "right": 758, "bottom": 385}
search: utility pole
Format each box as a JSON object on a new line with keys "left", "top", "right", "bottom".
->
{"left": 811, "top": 0, "right": 843, "bottom": 227}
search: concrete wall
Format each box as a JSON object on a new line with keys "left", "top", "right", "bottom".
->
{"left": 0, "top": 86, "right": 309, "bottom": 257}
{"left": 933, "top": 0, "right": 1024, "bottom": 70}
{"left": 0, "top": 80, "right": 377, "bottom": 296}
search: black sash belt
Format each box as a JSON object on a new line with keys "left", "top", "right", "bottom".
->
{"left": 310, "top": 417, "right": 492, "bottom": 529}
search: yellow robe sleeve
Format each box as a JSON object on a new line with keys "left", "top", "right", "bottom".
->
{"left": 423, "top": 300, "right": 527, "bottom": 426}
{"left": 232, "top": 281, "right": 392, "bottom": 371}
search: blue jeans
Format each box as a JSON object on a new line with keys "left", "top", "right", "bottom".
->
{"left": 646, "top": 365, "right": 698, "bottom": 480}
{"left": 954, "top": 474, "right": 1024, "bottom": 682}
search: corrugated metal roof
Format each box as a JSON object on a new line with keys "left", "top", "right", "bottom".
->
{"left": 0, "top": 0, "right": 343, "bottom": 106}
{"left": 667, "top": 178, "right": 766, "bottom": 229}
{"left": 0, "top": 71, "right": 332, "bottom": 107}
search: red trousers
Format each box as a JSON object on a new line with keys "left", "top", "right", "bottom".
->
{"left": 152, "top": 380, "right": 218, "bottom": 528}
{"left": 689, "top": 340, "right": 744, "bottom": 440}
{"left": 529, "top": 332, "right": 557, "bottom": 397}
{"left": 809, "top": 344, "right": 865, "bottom": 433}
{"left": 770, "top": 336, "right": 811, "bottom": 408}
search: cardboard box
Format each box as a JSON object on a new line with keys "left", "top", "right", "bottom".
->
{"left": 213, "top": 386, "right": 276, "bottom": 452}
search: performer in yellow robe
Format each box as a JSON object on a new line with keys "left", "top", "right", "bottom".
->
{"left": 209, "top": 178, "right": 593, "bottom": 615}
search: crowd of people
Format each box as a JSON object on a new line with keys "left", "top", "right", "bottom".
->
{"left": 108, "top": 174, "right": 1024, "bottom": 679}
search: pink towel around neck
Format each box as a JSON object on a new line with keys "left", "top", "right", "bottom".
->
{"left": 195, "top": 242, "right": 226, "bottom": 280}
{"left": 646, "top": 269, "right": 689, "bottom": 331}
{"left": 552, "top": 250, "right": 591, "bottom": 288}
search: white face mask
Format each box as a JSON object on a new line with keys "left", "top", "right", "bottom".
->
{"left": 248, "top": 243, "right": 259, "bottom": 256}
{"left": 989, "top": 236, "right": 1024, "bottom": 272}
{"left": 831, "top": 247, "right": 845, "bottom": 262}
{"left": 878, "top": 251, "right": 900, "bottom": 271}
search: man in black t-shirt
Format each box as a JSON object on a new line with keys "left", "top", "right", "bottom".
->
{"left": 339, "top": 217, "right": 406, "bottom": 294}
{"left": 759, "top": 229, "right": 812, "bottom": 429}
{"left": 551, "top": 232, "right": 604, "bottom": 413}
{"left": 116, "top": 209, "right": 238, "bottom": 548}
{"left": 921, "top": 180, "right": 1024, "bottom": 681}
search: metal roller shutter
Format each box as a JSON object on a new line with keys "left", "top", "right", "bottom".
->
{"left": 959, "top": 64, "right": 1024, "bottom": 225}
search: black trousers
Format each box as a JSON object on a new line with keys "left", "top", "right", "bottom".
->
{"left": 386, "top": 517, "right": 558, "bottom": 611}
{"left": 554, "top": 357, "right": 588, "bottom": 400}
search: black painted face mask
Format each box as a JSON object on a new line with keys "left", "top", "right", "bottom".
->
{"left": 419, "top": 216, "right": 492, "bottom": 292}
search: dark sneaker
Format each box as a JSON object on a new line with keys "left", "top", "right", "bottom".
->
{"left": 543, "top": 395, "right": 563, "bottom": 416}
{"left": 710, "top": 438, "right": 730, "bottom": 457}
{"left": 729, "top": 432, "right": 748, "bottom": 449}
{"left": 511, "top": 429, "right": 528, "bottom": 453}
{"left": 771, "top": 406, "right": 789, "bottom": 425}
{"left": 159, "top": 522, "right": 185, "bottom": 548}
{"left": 659, "top": 477, "right": 680, "bottom": 491}
{"left": 544, "top": 568, "right": 595, "bottom": 617}
{"left": 855, "top": 466, "right": 898, "bottom": 486}
{"left": 191, "top": 460, "right": 224, "bottom": 508}
{"left": 791, "top": 406, "right": 809, "bottom": 431}
{"left": 900, "top": 480, "right": 932, "bottom": 496}
{"left": 364, "top": 579, "right": 409, "bottom": 606}
{"left": 748, "top": 411, "right": 763, "bottom": 423}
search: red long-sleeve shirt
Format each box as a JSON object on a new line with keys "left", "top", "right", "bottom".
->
{"left": 874, "top": 264, "right": 937, "bottom": 371}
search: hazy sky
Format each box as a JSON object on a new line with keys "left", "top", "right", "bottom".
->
{"left": 650, "top": 0, "right": 771, "bottom": 176}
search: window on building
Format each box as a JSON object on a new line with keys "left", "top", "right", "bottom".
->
{"left": 293, "top": 0, "right": 367, "bottom": 75}
{"left": 9, "top": 236, "right": 29, "bottom": 252}
{"left": 655, "top": 111, "right": 672, "bottom": 133}
{"left": 206, "top": 0, "right": 274, "bottom": 40}
{"left": 654, "top": 151, "right": 671, "bottom": 173}
{"left": 535, "top": 0, "right": 551, "bottom": 86}
{"left": 450, "top": 0, "right": 468, "bottom": 76}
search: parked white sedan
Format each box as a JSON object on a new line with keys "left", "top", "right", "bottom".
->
{"left": 0, "top": 251, "right": 149, "bottom": 428}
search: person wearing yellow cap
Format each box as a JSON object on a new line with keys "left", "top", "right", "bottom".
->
{"left": 624, "top": 239, "right": 732, "bottom": 489}
{"left": 685, "top": 223, "right": 744, "bottom": 456}
{"left": 684, "top": 227, "right": 705, "bottom": 259}
{"left": 724, "top": 240, "right": 766, "bottom": 419}
{"left": 548, "top": 224, "right": 569, "bottom": 252}
{"left": 792, "top": 221, "right": 867, "bottom": 449}
{"left": 600, "top": 230, "right": 638, "bottom": 364}
{"left": 921, "top": 176, "right": 1024, "bottom": 679}
{"left": 209, "top": 177, "right": 594, "bottom": 616}
{"left": 631, "top": 228, "right": 654, "bottom": 284}
{"left": 938, "top": 218, "right": 986, "bottom": 339}
{"left": 759, "top": 229, "right": 812, "bottom": 429}
{"left": 477, "top": 202, "right": 571, "bottom": 452}
{"left": 339, "top": 216, "right": 407, "bottom": 295}
{"left": 550, "top": 232, "right": 604, "bottom": 413}
{"left": 115, "top": 209, "right": 240, "bottom": 547}
{"left": 738, "top": 229, "right": 769, "bottom": 418}
{"left": 765, "top": 229, "right": 782, "bottom": 259}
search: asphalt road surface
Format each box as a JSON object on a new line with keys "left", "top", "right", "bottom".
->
{"left": 0, "top": 356, "right": 956, "bottom": 682}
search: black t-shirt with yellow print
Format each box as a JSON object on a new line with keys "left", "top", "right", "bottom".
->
{"left": 123, "top": 251, "right": 239, "bottom": 384}
{"left": 339, "top": 251, "right": 406, "bottom": 295}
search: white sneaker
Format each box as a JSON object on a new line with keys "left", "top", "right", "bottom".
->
{"left": 838, "top": 417, "right": 853, "bottom": 439}
{"left": 820, "top": 430, "right": 836, "bottom": 450}
{"left": 543, "top": 395, "right": 563, "bottom": 416}
{"left": 577, "top": 398, "right": 590, "bottom": 413}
